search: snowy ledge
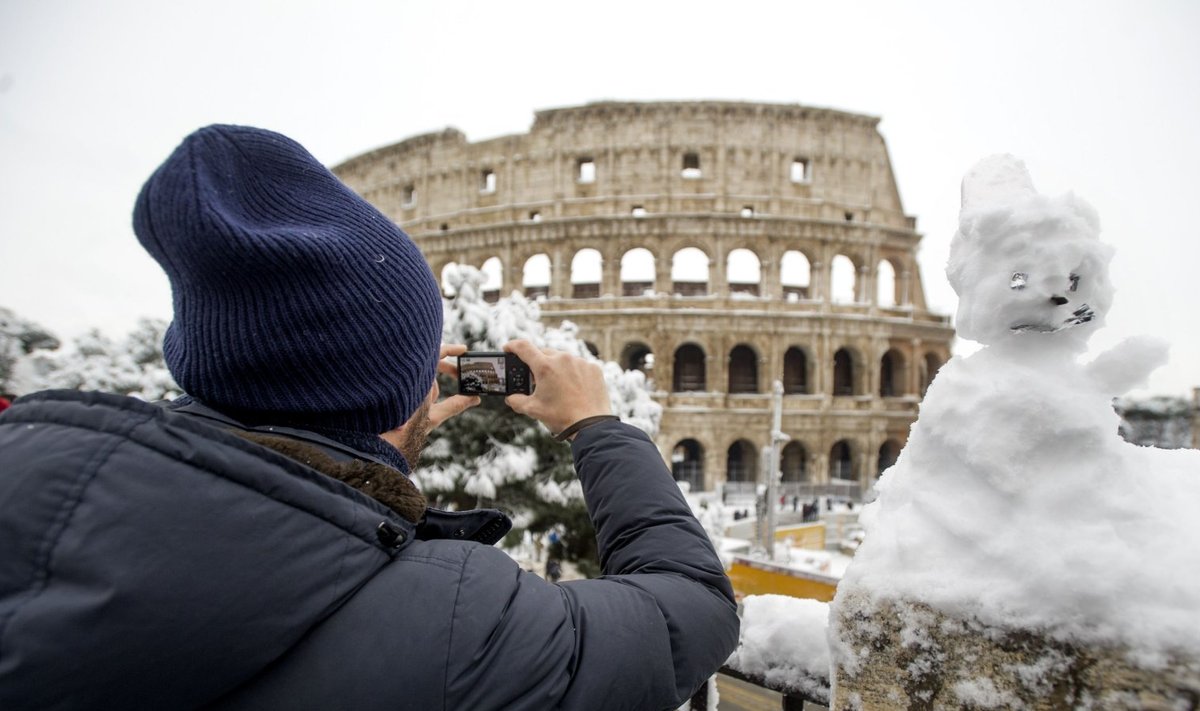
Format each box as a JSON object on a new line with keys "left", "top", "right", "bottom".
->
{"left": 723, "top": 595, "right": 832, "bottom": 706}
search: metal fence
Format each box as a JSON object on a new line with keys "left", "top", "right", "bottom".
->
{"left": 721, "top": 480, "right": 863, "bottom": 503}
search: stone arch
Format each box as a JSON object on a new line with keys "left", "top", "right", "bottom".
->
{"left": 727, "top": 343, "right": 759, "bottom": 394}
{"left": 672, "top": 438, "right": 705, "bottom": 491}
{"left": 726, "top": 439, "right": 758, "bottom": 485}
{"left": 480, "top": 256, "right": 504, "bottom": 303}
{"left": 620, "top": 341, "right": 654, "bottom": 374}
{"left": 522, "top": 253, "right": 551, "bottom": 300}
{"left": 781, "top": 249, "right": 812, "bottom": 301}
{"left": 830, "top": 254, "right": 857, "bottom": 304}
{"left": 620, "top": 247, "right": 656, "bottom": 297}
{"left": 783, "top": 346, "right": 810, "bottom": 394}
{"left": 878, "top": 439, "right": 902, "bottom": 477}
{"left": 726, "top": 248, "right": 762, "bottom": 296}
{"left": 829, "top": 439, "right": 855, "bottom": 481}
{"left": 876, "top": 258, "right": 898, "bottom": 307}
{"left": 571, "top": 247, "right": 602, "bottom": 299}
{"left": 781, "top": 441, "right": 808, "bottom": 483}
{"left": 671, "top": 247, "right": 710, "bottom": 296}
{"left": 833, "top": 346, "right": 861, "bottom": 396}
{"left": 921, "top": 351, "right": 945, "bottom": 396}
{"left": 672, "top": 342, "right": 706, "bottom": 392}
{"left": 880, "top": 348, "right": 907, "bottom": 397}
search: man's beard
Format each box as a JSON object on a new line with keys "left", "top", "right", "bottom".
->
{"left": 398, "top": 400, "right": 433, "bottom": 470}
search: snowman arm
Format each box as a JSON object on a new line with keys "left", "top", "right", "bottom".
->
{"left": 1085, "top": 336, "right": 1169, "bottom": 395}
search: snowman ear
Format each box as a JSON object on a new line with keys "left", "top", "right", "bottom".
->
{"left": 961, "top": 154, "right": 1038, "bottom": 213}
{"left": 1061, "top": 192, "right": 1101, "bottom": 234}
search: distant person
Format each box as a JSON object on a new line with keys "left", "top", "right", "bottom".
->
{"left": 0, "top": 124, "right": 738, "bottom": 710}
{"left": 546, "top": 558, "right": 563, "bottom": 583}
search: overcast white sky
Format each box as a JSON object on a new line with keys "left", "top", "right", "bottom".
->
{"left": 2, "top": 0, "right": 1198, "bottom": 397}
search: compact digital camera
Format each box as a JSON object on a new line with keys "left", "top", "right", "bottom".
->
{"left": 457, "top": 352, "right": 533, "bottom": 396}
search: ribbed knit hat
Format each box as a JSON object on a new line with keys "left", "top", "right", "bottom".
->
{"left": 133, "top": 124, "right": 443, "bottom": 434}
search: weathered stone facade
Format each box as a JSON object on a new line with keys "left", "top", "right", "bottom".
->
{"left": 832, "top": 592, "right": 1200, "bottom": 710}
{"left": 334, "top": 101, "right": 954, "bottom": 495}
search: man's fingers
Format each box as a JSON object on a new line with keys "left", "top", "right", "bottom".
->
{"left": 504, "top": 393, "right": 533, "bottom": 415}
{"left": 430, "top": 394, "right": 480, "bottom": 426}
{"left": 437, "top": 358, "right": 460, "bottom": 377}
{"left": 438, "top": 344, "right": 468, "bottom": 377}
{"left": 502, "top": 339, "right": 544, "bottom": 368}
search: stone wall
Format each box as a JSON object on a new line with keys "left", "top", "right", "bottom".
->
{"left": 831, "top": 592, "right": 1200, "bottom": 710}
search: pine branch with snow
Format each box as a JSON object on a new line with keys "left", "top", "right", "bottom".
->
{"left": 8, "top": 317, "right": 179, "bottom": 401}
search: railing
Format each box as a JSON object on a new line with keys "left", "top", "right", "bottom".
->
{"left": 689, "top": 666, "right": 830, "bottom": 710}
{"left": 779, "top": 481, "right": 863, "bottom": 502}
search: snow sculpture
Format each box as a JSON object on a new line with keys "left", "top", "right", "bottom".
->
{"left": 829, "top": 156, "right": 1200, "bottom": 708}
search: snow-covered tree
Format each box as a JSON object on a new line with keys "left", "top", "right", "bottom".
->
{"left": 418, "top": 266, "right": 661, "bottom": 576}
{"left": 0, "top": 306, "right": 61, "bottom": 395}
{"left": 12, "top": 318, "right": 179, "bottom": 401}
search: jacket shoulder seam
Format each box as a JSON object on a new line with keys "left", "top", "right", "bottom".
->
{"left": 0, "top": 408, "right": 150, "bottom": 654}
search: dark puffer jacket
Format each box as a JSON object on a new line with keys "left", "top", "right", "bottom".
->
{"left": 0, "top": 391, "right": 738, "bottom": 710}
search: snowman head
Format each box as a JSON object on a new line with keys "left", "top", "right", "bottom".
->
{"left": 946, "top": 155, "right": 1113, "bottom": 350}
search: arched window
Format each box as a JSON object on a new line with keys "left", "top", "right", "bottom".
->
{"left": 878, "top": 439, "right": 901, "bottom": 477}
{"left": 571, "top": 248, "right": 602, "bottom": 299}
{"left": 830, "top": 254, "right": 857, "bottom": 304}
{"left": 481, "top": 257, "right": 503, "bottom": 303}
{"left": 921, "top": 352, "right": 944, "bottom": 396}
{"left": 671, "top": 247, "right": 709, "bottom": 296}
{"left": 781, "top": 442, "right": 808, "bottom": 483}
{"left": 726, "top": 439, "right": 758, "bottom": 484}
{"left": 830, "top": 440, "right": 854, "bottom": 481}
{"left": 671, "top": 439, "right": 704, "bottom": 491}
{"left": 620, "top": 248, "right": 656, "bottom": 297}
{"left": 728, "top": 344, "right": 758, "bottom": 394}
{"left": 522, "top": 253, "right": 551, "bottom": 300}
{"left": 783, "top": 347, "right": 808, "bottom": 394}
{"left": 726, "top": 248, "right": 761, "bottom": 296}
{"left": 781, "top": 250, "right": 811, "bottom": 301}
{"left": 673, "top": 343, "right": 706, "bottom": 392}
{"left": 880, "top": 349, "right": 905, "bottom": 397}
{"left": 876, "top": 259, "right": 898, "bottom": 307}
{"left": 833, "top": 348, "right": 855, "bottom": 396}
{"left": 620, "top": 342, "right": 654, "bottom": 374}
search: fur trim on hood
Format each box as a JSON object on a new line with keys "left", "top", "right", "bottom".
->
{"left": 236, "top": 431, "right": 428, "bottom": 523}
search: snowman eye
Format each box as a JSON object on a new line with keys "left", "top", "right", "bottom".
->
{"left": 1068, "top": 274, "right": 1080, "bottom": 292}
{"left": 1010, "top": 272, "right": 1027, "bottom": 290}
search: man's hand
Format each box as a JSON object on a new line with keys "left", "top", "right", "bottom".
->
{"left": 428, "top": 343, "right": 480, "bottom": 428}
{"left": 503, "top": 339, "right": 611, "bottom": 436}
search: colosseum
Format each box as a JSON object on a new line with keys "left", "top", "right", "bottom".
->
{"left": 333, "top": 101, "right": 955, "bottom": 501}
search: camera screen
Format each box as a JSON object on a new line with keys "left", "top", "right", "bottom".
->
{"left": 459, "top": 355, "right": 508, "bottom": 394}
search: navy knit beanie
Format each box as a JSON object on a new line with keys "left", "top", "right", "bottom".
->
{"left": 133, "top": 124, "right": 443, "bottom": 435}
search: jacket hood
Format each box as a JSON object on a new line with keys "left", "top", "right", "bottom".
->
{"left": 0, "top": 391, "right": 413, "bottom": 710}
